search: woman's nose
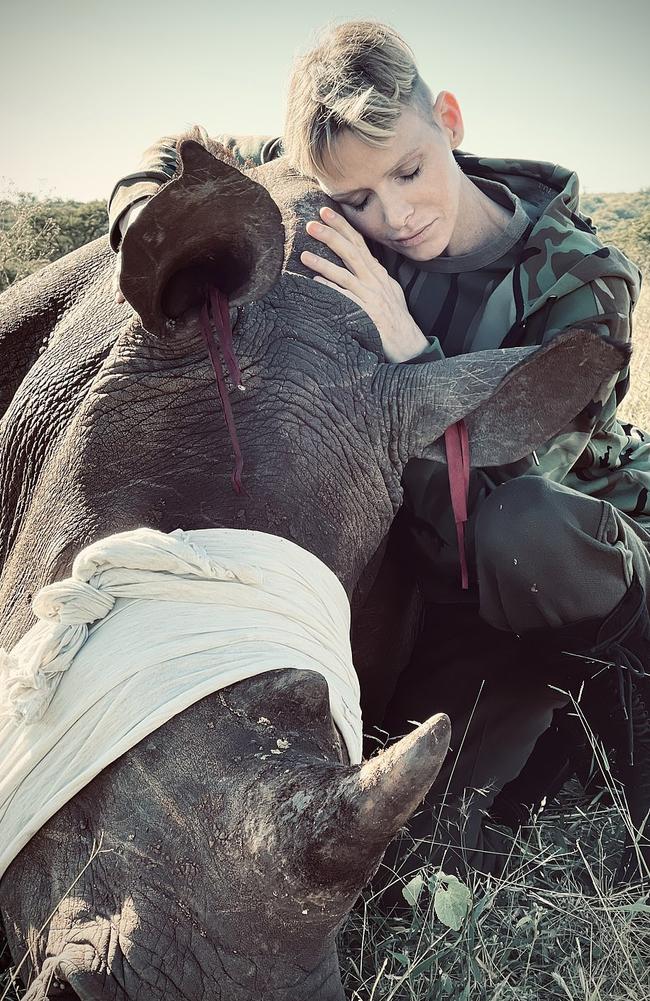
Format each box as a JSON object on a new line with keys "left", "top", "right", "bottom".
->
{"left": 383, "top": 199, "right": 414, "bottom": 233}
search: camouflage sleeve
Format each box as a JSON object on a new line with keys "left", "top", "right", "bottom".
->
{"left": 508, "top": 276, "right": 650, "bottom": 524}
{"left": 561, "top": 279, "right": 650, "bottom": 522}
{"left": 107, "top": 131, "right": 282, "bottom": 252}
{"left": 107, "top": 135, "right": 185, "bottom": 252}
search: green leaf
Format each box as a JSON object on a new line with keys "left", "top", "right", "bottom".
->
{"left": 386, "top": 949, "right": 410, "bottom": 967}
{"left": 608, "top": 899, "right": 650, "bottom": 914}
{"left": 409, "top": 952, "right": 438, "bottom": 978}
{"left": 402, "top": 872, "right": 425, "bottom": 907}
{"left": 433, "top": 873, "right": 472, "bottom": 931}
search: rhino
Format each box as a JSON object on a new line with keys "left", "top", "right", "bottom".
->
{"left": 0, "top": 137, "right": 628, "bottom": 1000}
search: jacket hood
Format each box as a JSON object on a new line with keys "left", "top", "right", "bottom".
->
{"left": 455, "top": 151, "right": 642, "bottom": 317}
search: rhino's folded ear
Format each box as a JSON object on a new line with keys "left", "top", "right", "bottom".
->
{"left": 120, "top": 139, "right": 285, "bottom": 335}
{"left": 21, "top": 943, "right": 99, "bottom": 1000}
{"left": 390, "top": 329, "right": 630, "bottom": 468}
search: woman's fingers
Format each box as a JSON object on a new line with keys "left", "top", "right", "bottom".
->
{"left": 304, "top": 212, "right": 374, "bottom": 278}
{"left": 313, "top": 275, "right": 363, "bottom": 307}
{"left": 318, "top": 206, "right": 366, "bottom": 246}
{"left": 300, "top": 249, "right": 361, "bottom": 290}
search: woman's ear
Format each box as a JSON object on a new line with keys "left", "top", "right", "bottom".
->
{"left": 432, "top": 91, "right": 465, "bottom": 149}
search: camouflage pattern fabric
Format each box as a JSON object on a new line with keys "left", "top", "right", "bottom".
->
{"left": 450, "top": 152, "right": 647, "bottom": 528}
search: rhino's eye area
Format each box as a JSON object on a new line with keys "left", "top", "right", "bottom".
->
{"left": 48, "top": 985, "right": 80, "bottom": 998}
{"left": 161, "top": 246, "right": 253, "bottom": 320}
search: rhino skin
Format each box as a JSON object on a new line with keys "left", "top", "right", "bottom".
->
{"left": 0, "top": 136, "right": 628, "bottom": 999}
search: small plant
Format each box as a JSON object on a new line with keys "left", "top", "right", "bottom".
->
{"left": 0, "top": 187, "right": 107, "bottom": 293}
{"left": 0, "top": 190, "right": 61, "bottom": 292}
{"left": 339, "top": 770, "right": 649, "bottom": 1000}
{"left": 402, "top": 870, "right": 472, "bottom": 932}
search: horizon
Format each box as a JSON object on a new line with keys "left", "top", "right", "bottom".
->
{"left": 1, "top": 0, "right": 649, "bottom": 202}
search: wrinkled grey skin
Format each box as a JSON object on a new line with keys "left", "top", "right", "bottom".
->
{"left": 0, "top": 139, "right": 627, "bottom": 1000}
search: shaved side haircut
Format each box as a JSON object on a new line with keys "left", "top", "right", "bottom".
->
{"left": 283, "top": 20, "right": 435, "bottom": 178}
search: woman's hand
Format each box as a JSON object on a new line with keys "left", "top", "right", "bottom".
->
{"left": 300, "top": 206, "right": 429, "bottom": 363}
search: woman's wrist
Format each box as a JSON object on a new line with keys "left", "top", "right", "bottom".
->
{"left": 385, "top": 322, "right": 429, "bottom": 363}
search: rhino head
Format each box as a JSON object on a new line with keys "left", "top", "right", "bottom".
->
{"left": 0, "top": 136, "right": 628, "bottom": 999}
{"left": 4, "top": 670, "right": 450, "bottom": 1000}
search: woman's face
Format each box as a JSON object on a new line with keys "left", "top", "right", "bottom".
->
{"left": 313, "top": 98, "right": 464, "bottom": 261}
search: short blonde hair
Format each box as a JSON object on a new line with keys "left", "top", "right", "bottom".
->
{"left": 283, "top": 20, "right": 434, "bottom": 178}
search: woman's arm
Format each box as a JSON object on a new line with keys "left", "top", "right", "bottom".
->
{"left": 108, "top": 136, "right": 184, "bottom": 252}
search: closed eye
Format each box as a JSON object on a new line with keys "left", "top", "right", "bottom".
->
{"left": 402, "top": 165, "right": 421, "bottom": 183}
{"left": 349, "top": 194, "right": 370, "bottom": 213}
{"left": 348, "top": 166, "right": 422, "bottom": 213}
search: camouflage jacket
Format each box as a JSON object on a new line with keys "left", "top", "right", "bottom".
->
{"left": 107, "top": 136, "right": 648, "bottom": 527}
{"left": 440, "top": 153, "right": 648, "bottom": 526}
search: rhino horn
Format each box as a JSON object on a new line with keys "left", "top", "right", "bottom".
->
{"left": 349, "top": 711, "right": 451, "bottom": 840}
{"left": 308, "top": 713, "right": 451, "bottom": 888}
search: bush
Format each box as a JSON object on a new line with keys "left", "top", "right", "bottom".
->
{"left": 0, "top": 191, "right": 107, "bottom": 292}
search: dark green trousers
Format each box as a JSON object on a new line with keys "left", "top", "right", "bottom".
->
{"left": 383, "top": 476, "right": 650, "bottom": 880}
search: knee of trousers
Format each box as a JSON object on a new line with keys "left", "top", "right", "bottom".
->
{"left": 474, "top": 476, "right": 573, "bottom": 581}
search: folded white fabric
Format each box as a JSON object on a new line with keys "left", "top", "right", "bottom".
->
{"left": 0, "top": 527, "right": 362, "bottom": 879}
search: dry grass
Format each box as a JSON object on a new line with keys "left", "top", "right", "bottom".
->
{"left": 336, "top": 696, "right": 649, "bottom": 999}
{"left": 620, "top": 262, "right": 650, "bottom": 428}
{"left": 0, "top": 945, "right": 20, "bottom": 1001}
{"left": 339, "top": 787, "right": 649, "bottom": 1000}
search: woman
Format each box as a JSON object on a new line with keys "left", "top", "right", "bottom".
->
{"left": 108, "top": 20, "right": 649, "bottom": 878}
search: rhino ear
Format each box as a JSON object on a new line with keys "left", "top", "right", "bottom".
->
{"left": 120, "top": 139, "right": 285, "bottom": 335}
{"left": 394, "top": 329, "right": 629, "bottom": 467}
{"left": 22, "top": 945, "right": 98, "bottom": 1000}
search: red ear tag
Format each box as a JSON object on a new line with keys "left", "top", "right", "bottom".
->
{"left": 444, "top": 420, "right": 470, "bottom": 590}
{"left": 199, "top": 287, "right": 244, "bottom": 494}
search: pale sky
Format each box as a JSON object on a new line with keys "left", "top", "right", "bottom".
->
{"left": 1, "top": 0, "right": 648, "bottom": 201}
